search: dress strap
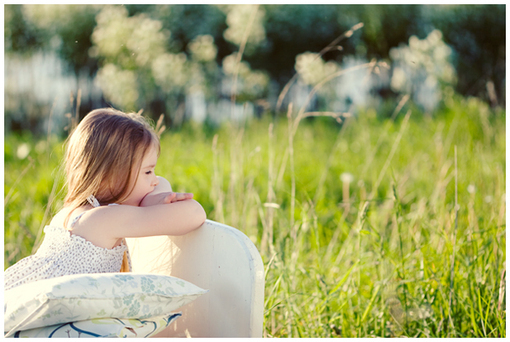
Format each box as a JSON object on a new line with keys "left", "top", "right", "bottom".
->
{"left": 86, "top": 195, "right": 100, "bottom": 207}
{"left": 69, "top": 211, "right": 87, "bottom": 228}
{"left": 68, "top": 201, "right": 117, "bottom": 229}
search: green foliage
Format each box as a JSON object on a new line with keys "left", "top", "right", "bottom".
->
{"left": 425, "top": 5, "right": 506, "bottom": 102}
{"left": 149, "top": 4, "right": 227, "bottom": 56}
{"left": 4, "top": 5, "right": 505, "bottom": 111}
{"left": 4, "top": 5, "right": 46, "bottom": 54}
{"left": 257, "top": 4, "right": 348, "bottom": 82}
{"left": 4, "top": 95, "right": 505, "bottom": 337}
{"left": 19, "top": 5, "right": 101, "bottom": 74}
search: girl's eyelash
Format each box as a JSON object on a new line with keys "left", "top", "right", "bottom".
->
{"left": 145, "top": 171, "right": 152, "bottom": 175}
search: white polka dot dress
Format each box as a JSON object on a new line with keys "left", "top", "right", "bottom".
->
{"left": 4, "top": 220, "right": 132, "bottom": 291}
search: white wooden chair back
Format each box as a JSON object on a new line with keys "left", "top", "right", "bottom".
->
{"left": 126, "top": 220, "right": 264, "bottom": 337}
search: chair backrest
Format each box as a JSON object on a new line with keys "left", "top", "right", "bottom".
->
{"left": 126, "top": 220, "right": 264, "bottom": 337}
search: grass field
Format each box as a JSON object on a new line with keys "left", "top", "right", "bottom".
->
{"left": 4, "top": 94, "right": 506, "bottom": 337}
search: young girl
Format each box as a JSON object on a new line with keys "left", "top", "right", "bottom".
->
{"left": 5, "top": 108, "right": 206, "bottom": 291}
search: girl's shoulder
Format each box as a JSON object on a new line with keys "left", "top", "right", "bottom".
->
{"left": 51, "top": 205, "right": 126, "bottom": 249}
{"left": 51, "top": 203, "right": 123, "bottom": 227}
{"left": 49, "top": 207, "right": 77, "bottom": 228}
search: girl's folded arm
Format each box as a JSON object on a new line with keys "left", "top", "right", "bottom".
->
{"left": 103, "top": 199, "right": 206, "bottom": 239}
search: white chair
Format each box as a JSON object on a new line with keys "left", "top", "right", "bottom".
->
{"left": 126, "top": 220, "right": 265, "bottom": 338}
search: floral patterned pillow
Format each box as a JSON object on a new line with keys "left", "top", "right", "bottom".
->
{"left": 4, "top": 273, "right": 207, "bottom": 337}
{"left": 11, "top": 313, "right": 181, "bottom": 338}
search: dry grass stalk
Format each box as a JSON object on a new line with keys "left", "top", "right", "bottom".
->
{"left": 155, "top": 113, "right": 166, "bottom": 137}
{"left": 4, "top": 157, "right": 35, "bottom": 206}
{"left": 312, "top": 115, "right": 352, "bottom": 205}
{"left": 360, "top": 94, "right": 410, "bottom": 178}
{"left": 292, "top": 111, "right": 350, "bottom": 137}
{"left": 230, "top": 4, "right": 260, "bottom": 120}
{"left": 448, "top": 145, "right": 459, "bottom": 336}
{"left": 211, "top": 134, "right": 225, "bottom": 223}
{"left": 260, "top": 123, "right": 276, "bottom": 255}
{"left": 317, "top": 22, "right": 364, "bottom": 59}
{"left": 370, "top": 109, "right": 412, "bottom": 198}
{"left": 64, "top": 90, "right": 81, "bottom": 132}
{"left": 286, "top": 103, "right": 296, "bottom": 233}
{"left": 46, "top": 96, "right": 58, "bottom": 156}
{"left": 228, "top": 128, "right": 245, "bottom": 228}
{"left": 497, "top": 262, "right": 506, "bottom": 312}
{"left": 32, "top": 177, "right": 60, "bottom": 253}
{"left": 75, "top": 89, "right": 81, "bottom": 124}
{"left": 295, "top": 60, "right": 377, "bottom": 126}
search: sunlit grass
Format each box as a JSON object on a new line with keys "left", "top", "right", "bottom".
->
{"left": 4, "top": 94, "right": 505, "bottom": 337}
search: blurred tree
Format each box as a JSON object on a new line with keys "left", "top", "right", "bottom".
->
{"left": 21, "top": 5, "right": 101, "bottom": 76}
{"left": 91, "top": 5, "right": 174, "bottom": 114}
{"left": 90, "top": 4, "right": 270, "bottom": 122}
{"left": 5, "top": 5, "right": 104, "bottom": 134}
{"left": 4, "top": 4, "right": 506, "bottom": 134}
{"left": 250, "top": 4, "right": 505, "bottom": 105}
{"left": 147, "top": 5, "right": 229, "bottom": 63}
{"left": 4, "top": 5, "right": 47, "bottom": 55}
{"left": 221, "top": 4, "right": 266, "bottom": 55}
{"left": 425, "top": 5, "right": 505, "bottom": 104}
{"left": 390, "top": 30, "right": 457, "bottom": 113}
{"left": 252, "top": 5, "right": 346, "bottom": 84}
{"left": 357, "top": 5, "right": 426, "bottom": 58}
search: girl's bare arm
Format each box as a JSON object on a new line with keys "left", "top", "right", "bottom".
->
{"left": 117, "top": 199, "right": 206, "bottom": 237}
{"left": 81, "top": 199, "right": 206, "bottom": 243}
{"left": 74, "top": 176, "right": 205, "bottom": 245}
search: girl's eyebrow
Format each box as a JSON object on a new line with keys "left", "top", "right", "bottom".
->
{"left": 143, "top": 164, "right": 156, "bottom": 169}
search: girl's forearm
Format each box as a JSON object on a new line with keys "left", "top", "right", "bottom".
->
{"left": 111, "top": 199, "right": 207, "bottom": 238}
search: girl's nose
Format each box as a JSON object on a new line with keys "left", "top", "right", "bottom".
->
{"left": 152, "top": 176, "right": 159, "bottom": 187}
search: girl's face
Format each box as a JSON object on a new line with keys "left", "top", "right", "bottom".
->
{"left": 122, "top": 144, "right": 159, "bottom": 206}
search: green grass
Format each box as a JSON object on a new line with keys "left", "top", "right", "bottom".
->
{"left": 4, "top": 94, "right": 506, "bottom": 337}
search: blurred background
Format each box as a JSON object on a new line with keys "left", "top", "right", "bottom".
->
{"left": 4, "top": 4, "right": 506, "bottom": 134}
{"left": 4, "top": 5, "right": 507, "bottom": 337}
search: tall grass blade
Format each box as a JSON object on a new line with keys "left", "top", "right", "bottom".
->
{"left": 4, "top": 158, "right": 34, "bottom": 207}
{"left": 448, "top": 145, "right": 459, "bottom": 336}
{"left": 371, "top": 110, "right": 411, "bottom": 197}
{"left": 360, "top": 284, "right": 381, "bottom": 324}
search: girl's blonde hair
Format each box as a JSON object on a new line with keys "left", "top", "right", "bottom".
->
{"left": 64, "top": 108, "right": 160, "bottom": 272}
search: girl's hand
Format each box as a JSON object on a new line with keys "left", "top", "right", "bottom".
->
{"left": 139, "top": 192, "right": 193, "bottom": 207}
